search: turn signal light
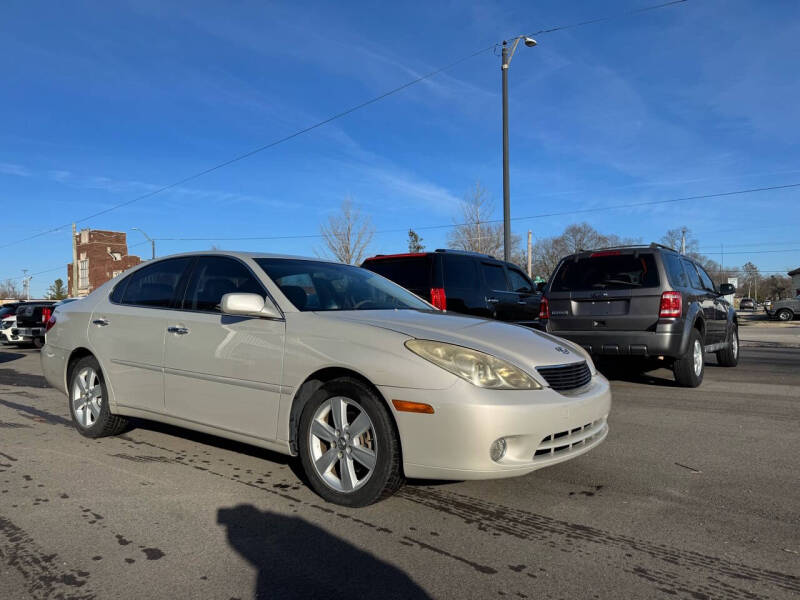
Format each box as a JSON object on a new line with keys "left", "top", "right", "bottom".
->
{"left": 659, "top": 291, "right": 682, "bottom": 318}
{"left": 539, "top": 297, "right": 550, "bottom": 320}
{"left": 430, "top": 287, "right": 447, "bottom": 311}
{"left": 392, "top": 400, "right": 435, "bottom": 414}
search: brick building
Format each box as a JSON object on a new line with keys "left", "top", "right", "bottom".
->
{"left": 67, "top": 229, "right": 141, "bottom": 297}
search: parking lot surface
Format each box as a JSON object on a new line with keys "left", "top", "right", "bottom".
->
{"left": 1, "top": 345, "right": 798, "bottom": 599}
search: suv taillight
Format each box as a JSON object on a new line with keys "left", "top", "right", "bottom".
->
{"left": 659, "top": 291, "right": 682, "bottom": 318}
{"left": 430, "top": 287, "right": 447, "bottom": 311}
{"left": 45, "top": 314, "right": 56, "bottom": 333}
{"left": 41, "top": 307, "right": 52, "bottom": 323}
{"left": 539, "top": 296, "right": 550, "bottom": 320}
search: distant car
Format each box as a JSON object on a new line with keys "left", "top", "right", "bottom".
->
{"left": 766, "top": 295, "right": 800, "bottom": 321}
{"left": 739, "top": 297, "right": 756, "bottom": 311}
{"left": 540, "top": 243, "right": 739, "bottom": 388}
{"left": 362, "top": 249, "right": 542, "bottom": 328}
{"left": 41, "top": 251, "right": 610, "bottom": 506}
{"left": 13, "top": 301, "right": 56, "bottom": 348}
{"left": 0, "top": 302, "right": 25, "bottom": 320}
{"left": 0, "top": 315, "right": 20, "bottom": 345}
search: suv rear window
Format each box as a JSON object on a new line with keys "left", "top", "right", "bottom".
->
{"left": 362, "top": 257, "right": 430, "bottom": 291}
{"left": 552, "top": 253, "right": 660, "bottom": 292}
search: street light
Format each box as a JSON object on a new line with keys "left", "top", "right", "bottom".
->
{"left": 501, "top": 36, "right": 537, "bottom": 261}
{"left": 132, "top": 227, "right": 156, "bottom": 260}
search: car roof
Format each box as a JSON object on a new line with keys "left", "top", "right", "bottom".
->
{"left": 144, "top": 250, "right": 340, "bottom": 263}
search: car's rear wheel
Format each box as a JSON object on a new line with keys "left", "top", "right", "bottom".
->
{"left": 777, "top": 309, "right": 793, "bottom": 321}
{"left": 716, "top": 324, "right": 739, "bottom": 367}
{"left": 68, "top": 356, "right": 128, "bottom": 438}
{"left": 673, "top": 329, "right": 704, "bottom": 387}
{"left": 298, "top": 377, "right": 404, "bottom": 507}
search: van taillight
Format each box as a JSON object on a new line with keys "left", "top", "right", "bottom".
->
{"left": 430, "top": 288, "right": 447, "bottom": 311}
{"left": 45, "top": 314, "right": 56, "bottom": 333}
{"left": 539, "top": 297, "right": 550, "bottom": 320}
{"left": 659, "top": 291, "right": 682, "bottom": 318}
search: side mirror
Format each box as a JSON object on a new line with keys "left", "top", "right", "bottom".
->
{"left": 221, "top": 293, "right": 281, "bottom": 319}
{"left": 718, "top": 283, "right": 735, "bottom": 296}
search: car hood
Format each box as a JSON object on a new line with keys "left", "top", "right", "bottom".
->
{"left": 315, "top": 310, "right": 587, "bottom": 369}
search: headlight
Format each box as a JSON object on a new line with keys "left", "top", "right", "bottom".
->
{"left": 405, "top": 339, "right": 542, "bottom": 390}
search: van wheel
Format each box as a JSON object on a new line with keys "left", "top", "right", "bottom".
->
{"left": 68, "top": 356, "right": 128, "bottom": 438}
{"left": 674, "top": 329, "right": 704, "bottom": 387}
{"left": 716, "top": 324, "right": 739, "bottom": 367}
{"left": 298, "top": 377, "right": 404, "bottom": 507}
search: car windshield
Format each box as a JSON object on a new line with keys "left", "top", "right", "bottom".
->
{"left": 255, "top": 258, "right": 434, "bottom": 312}
{"left": 552, "top": 253, "right": 660, "bottom": 291}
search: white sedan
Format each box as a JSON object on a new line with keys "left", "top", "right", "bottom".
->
{"left": 41, "top": 251, "right": 610, "bottom": 506}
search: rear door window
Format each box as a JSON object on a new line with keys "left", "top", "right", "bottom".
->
{"left": 363, "top": 257, "right": 430, "bottom": 291}
{"left": 481, "top": 263, "right": 509, "bottom": 291}
{"left": 507, "top": 267, "right": 533, "bottom": 293}
{"left": 551, "top": 253, "right": 659, "bottom": 292}
{"left": 118, "top": 258, "right": 192, "bottom": 308}
{"left": 182, "top": 256, "right": 265, "bottom": 312}
{"left": 443, "top": 255, "right": 478, "bottom": 289}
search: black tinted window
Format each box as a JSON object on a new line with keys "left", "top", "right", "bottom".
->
{"left": 552, "top": 253, "right": 659, "bottom": 291}
{"left": 444, "top": 255, "right": 478, "bottom": 288}
{"left": 120, "top": 258, "right": 192, "bottom": 308}
{"left": 507, "top": 268, "right": 533, "bottom": 293}
{"left": 482, "top": 263, "right": 508, "bottom": 291}
{"left": 663, "top": 254, "right": 689, "bottom": 288}
{"left": 682, "top": 260, "right": 703, "bottom": 289}
{"left": 183, "top": 257, "right": 265, "bottom": 312}
{"left": 362, "top": 257, "right": 430, "bottom": 291}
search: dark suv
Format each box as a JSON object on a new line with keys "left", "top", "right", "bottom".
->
{"left": 362, "top": 249, "right": 542, "bottom": 327}
{"left": 540, "top": 244, "right": 738, "bottom": 387}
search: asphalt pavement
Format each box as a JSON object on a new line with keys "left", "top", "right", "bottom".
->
{"left": 0, "top": 343, "right": 798, "bottom": 600}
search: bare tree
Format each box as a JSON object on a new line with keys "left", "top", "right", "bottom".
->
{"left": 447, "top": 182, "right": 519, "bottom": 258}
{"left": 407, "top": 229, "right": 425, "bottom": 253}
{"left": 0, "top": 279, "right": 21, "bottom": 299}
{"left": 661, "top": 226, "right": 698, "bottom": 254}
{"left": 319, "top": 197, "right": 374, "bottom": 265}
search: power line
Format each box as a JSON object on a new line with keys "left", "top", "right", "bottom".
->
{"left": 0, "top": 0, "right": 690, "bottom": 252}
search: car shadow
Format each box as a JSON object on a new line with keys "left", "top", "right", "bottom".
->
{"left": 595, "top": 360, "right": 679, "bottom": 387}
{"left": 0, "top": 351, "right": 26, "bottom": 364}
{"left": 217, "top": 504, "right": 430, "bottom": 599}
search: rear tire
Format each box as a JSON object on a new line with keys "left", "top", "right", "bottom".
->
{"left": 673, "top": 329, "right": 704, "bottom": 388}
{"left": 777, "top": 309, "right": 793, "bottom": 322}
{"left": 298, "top": 377, "right": 404, "bottom": 507}
{"left": 716, "top": 324, "right": 739, "bottom": 367}
{"left": 68, "top": 356, "right": 128, "bottom": 438}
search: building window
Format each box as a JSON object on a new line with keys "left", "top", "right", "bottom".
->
{"left": 79, "top": 259, "right": 89, "bottom": 289}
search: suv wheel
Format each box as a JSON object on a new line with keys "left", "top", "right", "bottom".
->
{"left": 673, "top": 329, "right": 704, "bottom": 388}
{"left": 777, "top": 308, "right": 793, "bottom": 321}
{"left": 716, "top": 324, "right": 739, "bottom": 367}
{"left": 298, "top": 377, "right": 404, "bottom": 507}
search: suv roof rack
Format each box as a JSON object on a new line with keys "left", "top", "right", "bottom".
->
{"left": 434, "top": 248, "right": 496, "bottom": 259}
{"left": 575, "top": 243, "right": 678, "bottom": 254}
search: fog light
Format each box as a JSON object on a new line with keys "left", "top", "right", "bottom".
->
{"left": 490, "top": 438, "right": 507, "bottom": 462}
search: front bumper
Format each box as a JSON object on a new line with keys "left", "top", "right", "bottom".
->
{"left": 381, "top": 374, "right": 611, "bottom": 480}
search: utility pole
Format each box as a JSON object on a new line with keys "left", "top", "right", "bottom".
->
{"left": 527, "top": 230, "right": 532, "bottom": 277}
{"left": 22, "top": 270, "right": 31, "bottom": 301}
{"left": 500, "top": 36, "right": 537, "bottom": 263}
{"left": 680, "top": 227, "right": 687, "bottom": 255}
{"left": 132, "top": 227, "right": 156, "bottom": 260}
{"left": 71, "top": 223, "right": 78, "bottom": 297}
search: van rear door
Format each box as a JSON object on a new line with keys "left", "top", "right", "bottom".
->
{"left": 547, "top": 251, "right": 662, "bottom": 332}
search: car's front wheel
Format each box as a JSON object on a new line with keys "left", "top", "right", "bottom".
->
{"left": 777, "top": 309, "right": 794, "bottom": 321}
{"left": 68, "top": 356, "right": 128, "bottom": 438}
{"left": 673, "top": 329, "right": 704, "bottom": 387}
{"left": 298, "top": 377, "right": 404, "bottom": 507}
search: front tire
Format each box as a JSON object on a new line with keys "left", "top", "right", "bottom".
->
{"left": 298, "top": 377, "right": 404, "bottom": 507}
{"left": 716, "top": 324, "right": 739, "bottom": 367}
{"left": 68, "top": 356, "right": 128, "bottom": 438}
{"left": 777, "top": 309, "right": 793, "bottom": 322}
{"left": 674, "top": 329, "right": 705, "bottom": 388}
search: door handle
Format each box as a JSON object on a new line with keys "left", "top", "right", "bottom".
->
{"left": 167, "top": 326, "right": 189, "bottom": 335}
{"left": 517, "top": 300, "right": 527, "bottom": 305}
{"left": 485, "top": 297, "right": 499, "bottom": 304}
{"left": 92, "top": 318, "right": 109, "bottom": 327}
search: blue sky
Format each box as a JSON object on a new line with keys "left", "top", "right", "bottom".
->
{"left": 1, "top": 0, "right": 799, "bottom": 297}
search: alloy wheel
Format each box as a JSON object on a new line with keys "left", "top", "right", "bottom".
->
{"left": 308, "top": 396, "right": 377, "bottom": 493}
{"left": 693, "top": 340, "right": 703, "bottom": 377}
{"left": 71, "top": 367, "right": 103, "bottom": 428}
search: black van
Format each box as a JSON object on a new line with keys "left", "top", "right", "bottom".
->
{"left": 540, "top": 243, "right": 739, "bottom": 387}
{"left": 362, "top": 249, "right": 542, "bottom": 328}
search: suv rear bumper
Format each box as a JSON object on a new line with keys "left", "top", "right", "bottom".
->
{"left": 545, "top": 329, "right": 683, "bottom": 358}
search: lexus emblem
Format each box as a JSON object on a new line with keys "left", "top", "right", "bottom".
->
{"left": 554, "top": 346, "right": 570, "bottom": 355}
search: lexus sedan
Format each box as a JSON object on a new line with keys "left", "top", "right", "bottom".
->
{"left": 41, "top": 252, "right": 611, "bottom": 506}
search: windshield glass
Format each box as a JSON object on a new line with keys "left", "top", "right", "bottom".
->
{"left": 255, "top": 258, "right": 434, "bottom": 312}
{"left": 552, "top": 253, "right": 660, "bottom": 291}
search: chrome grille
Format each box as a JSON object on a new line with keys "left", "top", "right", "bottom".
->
{"left": 536, "top": 361, "right": 591, "bottom": 391}
{"left": 533, "top": 418, "right": 607, "bottom": 461}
